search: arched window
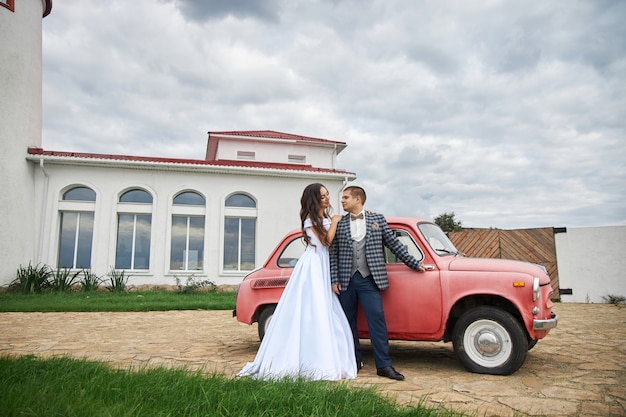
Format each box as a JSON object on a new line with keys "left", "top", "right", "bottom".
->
{"left": 119, "top": 189, "right": 153, "bottom": 203}
{"left": 170, "top": 191, "right": 206, "bottom": 271}
{"left": 225, "top": 194, "right": 256, "bottom": 208}
{"left": 115, "top": 188, "right": 153, "bottom": 270}
{"left": 173, "top": 191, "right": 205, "bottom": 206}
{"left": 58, "top": 186, "right": 96, "bottom": 269}
{"left": 223, "top": 193, "right": 257, "bottom": 272}
{"left": 63, "top": 187, "right": 96, "bottom": 201}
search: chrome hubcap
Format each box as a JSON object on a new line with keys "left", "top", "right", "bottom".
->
{"left": 475, "top": 329, "right": 502, "bottom": 356}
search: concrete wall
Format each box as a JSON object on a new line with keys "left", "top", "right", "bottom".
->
{"left": 0, "top": 1, "right": 43, "bottom": 285}
{"left": 555, "top": 226, "right": 626, "bottom": 303}
{"left": 217, "top": 139, "right": 336, "bottom": 168}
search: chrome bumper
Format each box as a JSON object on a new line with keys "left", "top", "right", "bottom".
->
{"left": 534, "top": 312, "right": 558, "bottom": 330}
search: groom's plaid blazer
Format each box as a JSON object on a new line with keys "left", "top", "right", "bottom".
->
{"left": 330, "top": 212, "right": 422, "bottom": 291}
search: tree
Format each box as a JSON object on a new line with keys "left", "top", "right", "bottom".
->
{"left": 434, "top": 212, "right": 463, "bottom": 233}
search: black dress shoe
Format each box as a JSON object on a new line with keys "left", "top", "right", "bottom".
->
{"left": 376, "top": 366, "right": 404, "bottom": 381}
{"left": 357, "top": 361, "right": 363, "bottom": 371}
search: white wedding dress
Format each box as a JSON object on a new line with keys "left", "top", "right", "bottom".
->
{"left": 238, "top": 218, "right": 357, "bottom": 381}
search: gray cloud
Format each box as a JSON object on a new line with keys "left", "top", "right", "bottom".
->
{"left": 42, "top": 0, "right": 626, "bottom": 229}
{"left": 166, "top": 0, "right": 282, "bottom": 23}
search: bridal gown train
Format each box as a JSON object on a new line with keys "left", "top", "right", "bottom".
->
{"left": 237, "top": 218, "right": 357, "bottom": 381}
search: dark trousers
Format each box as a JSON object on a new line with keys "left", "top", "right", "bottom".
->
{"left": 338, "top": 271, "right": 391, "bottom": 369}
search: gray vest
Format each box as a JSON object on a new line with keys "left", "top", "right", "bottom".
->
{"left": 351, "top": 237, "right": 371, "bottom": 278}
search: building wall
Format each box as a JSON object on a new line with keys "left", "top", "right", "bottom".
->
{"left": 26, "top": 161, "right": 348, "bottom": 287}
{"left": 217, "top": 139, "right": 336, "bottom": 167}
{"left": 555, "top": 226, "right": 626, "bottom": 303}
{"left": 0, "top": 0, "right": 43, "bottom": 285}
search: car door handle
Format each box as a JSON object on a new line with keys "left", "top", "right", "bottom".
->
{"left": 423, "top": 264, "right": 435, "bottom": 271}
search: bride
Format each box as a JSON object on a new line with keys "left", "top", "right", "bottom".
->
{"left": 237, "top": 183, "right": 357, "bottom": 380}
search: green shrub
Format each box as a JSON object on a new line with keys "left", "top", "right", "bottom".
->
{"left": 106, "top": 267, "right": 129, "bottom": 293}
{"left": 602, "top": 294, "right": 626, "bottom": 305}
{"left": 9, "top": 262, "right": 52, "bottom": 294}
{"left": 175, "top": 275, "right": 217, "bottom": 293}
{"left": 79, "top": 269, "right": 101, "bottom": 292}
{"left": 49, "top": 267, "right": 82, "bottom": 292}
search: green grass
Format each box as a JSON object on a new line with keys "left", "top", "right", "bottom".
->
{"left": 0, "top": 290, "right": 236, "bottom": 312}
{"left": 0, "top": 292, "right": 465, "bottom": 416}
{"left": 0, "top": 355, "right": 461, "bottom": 417}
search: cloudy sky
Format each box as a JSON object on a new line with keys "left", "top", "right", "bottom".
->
{"left": 41, "top": 0, "right": 626, "bottom": 229}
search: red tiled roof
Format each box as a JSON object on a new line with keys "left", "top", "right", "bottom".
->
{"left": 27, "top": 147, "right": 355, "bottom": 176}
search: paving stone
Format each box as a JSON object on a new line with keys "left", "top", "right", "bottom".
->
{"left": 1, "top": 303, "right": 625, "bottom": 416}
{"left": 498, "top": 396, "right": 579, "bottom": 416}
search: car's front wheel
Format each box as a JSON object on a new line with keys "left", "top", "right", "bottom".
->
{"left": 452, "top": 306, "right": 528, "bottom": 375}
{"left": 257, "top": 305, "right": 276, "bottom": 341}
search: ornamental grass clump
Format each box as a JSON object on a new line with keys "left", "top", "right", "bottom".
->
{"left": 10, "top": 262, "right": 52, "bottom": 294}
{"left": 79, "top": 269, "right": 101, "bottom": 292}
{"left": 106, "top": 267, "right": 129, "bottom": 293}
{"left": 49, "top": 267, "right": 82, "bottom": 292}
{"left": 602, "top": 294, "right": 626, "bottom": 305}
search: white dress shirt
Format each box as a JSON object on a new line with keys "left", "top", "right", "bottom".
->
{"left": 350, "top": 210, "right": 366, "bottom": 242}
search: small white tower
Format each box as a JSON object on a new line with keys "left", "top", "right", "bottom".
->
{"left": 0, "top": 0, "right": 52, "bottom": 285}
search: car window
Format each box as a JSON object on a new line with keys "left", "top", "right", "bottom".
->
{"left": 278, "top": 228, "right": 425, "bottom": 267}
{"left": 385, "top": 229, "right": 424, "bottom": 264}
{"left": 277, "top": 236, "right": 306, "bottom": 268}
{"left": 418, "top": 222, "right": 459, "bottom": 256}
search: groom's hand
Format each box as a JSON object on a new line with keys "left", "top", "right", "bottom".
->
{"left": 332, "top": 284, "right": 341, "bottom": 294}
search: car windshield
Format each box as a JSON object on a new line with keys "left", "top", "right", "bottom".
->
{"left": 418, "top": 223, "right": 460, "bottom": 256}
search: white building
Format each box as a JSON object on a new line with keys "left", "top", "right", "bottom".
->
{"left": 0, "top": 2, "right": 355, "bottom": 287}
{"left": 25, "top": 132, "right": 355, "bottom": 287}
{"left": 1, "top": 0, "right": 52, "bottom": 287}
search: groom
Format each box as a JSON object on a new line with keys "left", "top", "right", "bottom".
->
{"left": 330, "top": 186, "right": 425, "bottom": 381}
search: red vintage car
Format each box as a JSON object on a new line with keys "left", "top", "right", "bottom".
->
{"left": 234, "top": 217, "right": 557, "bottom": 375}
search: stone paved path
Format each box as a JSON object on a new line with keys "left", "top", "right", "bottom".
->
{"left": 1, "top": 303, "right": 625, "bottom": 416}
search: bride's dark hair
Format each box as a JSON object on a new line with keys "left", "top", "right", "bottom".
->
{"left": 300, "top": 183, "right": 331, "bottom": 247}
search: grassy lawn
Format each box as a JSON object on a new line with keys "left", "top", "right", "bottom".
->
{"left": 0, "top": 290, "right": 465, "bottom": 417}
{"left": 0, "top": 290, "right": 236, "bottom": 312}
{"left": 0, "top": 355, "right": 461, "bottom": 417}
